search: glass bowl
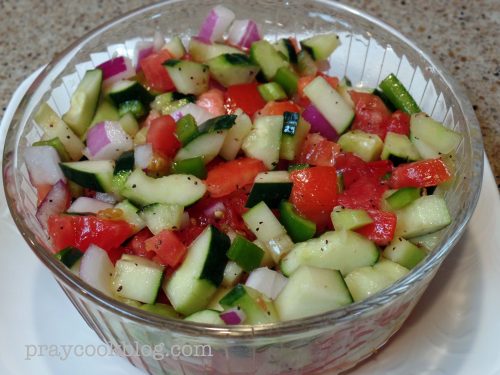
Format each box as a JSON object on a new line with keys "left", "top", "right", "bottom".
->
{"left": 2, "top": 0, "right": 484, "bottom": 373}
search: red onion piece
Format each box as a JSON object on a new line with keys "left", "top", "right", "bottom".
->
{"left": 95, "top": 192, "right": 118, "bottom": 205}
{"left": 228, "top": 20, "right": 262, "bottom": 49}
{"left": 245, "top": 267, "right": 288, "bottom": 300}
{"left": 36, "top": 180, "right": 70, "bottom": 231}
{"left": 84, "top": 121, "right": 133, "bottom": 160}
{"left": 134, "top": 143, "right": 153, "bottom": 170}
{"left": 79, "top": 244, "right": 115, "bottom": 296}
{"left": 97, "top": 56, "right": 135, "bottom": 84}
{"left": 134, "top": 41, "right": 155, "bottom": 71}
{"left": 220, "top": 308, "right": 246, "bottom": 325}
{"left": 67, "top": 197, "right": 113, "bottom": 214}
{"left": 171, "top": 103, "right": 215, "bottom": 126}
{"left": 198, "top": 5, "right": 235, "bottom": 42}
{"left": 25, "top": 145, "right": 65, "bottom": 186}
{"left": 302, "top": 104, "right": 339, "bottom": 141}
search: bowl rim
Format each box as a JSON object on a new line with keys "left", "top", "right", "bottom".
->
{"left": 3, "top": 0, "right": 484, "bottom": 338}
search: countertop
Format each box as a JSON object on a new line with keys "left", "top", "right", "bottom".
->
{"left": 1, "top": 0, "right": 498, "bottom": 186}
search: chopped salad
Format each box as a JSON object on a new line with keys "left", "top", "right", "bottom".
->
{"left": 26, "top": 5, "right": 461, "bottom": 324}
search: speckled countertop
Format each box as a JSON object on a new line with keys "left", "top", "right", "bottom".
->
{"left": 1, "top": 0, "right": 498, "bottom": 186}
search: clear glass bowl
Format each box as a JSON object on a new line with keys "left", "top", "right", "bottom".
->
{"left": 2, "top": 0, "right": 484, "bottom": 374}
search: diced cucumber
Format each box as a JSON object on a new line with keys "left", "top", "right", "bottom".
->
{"left": 246, "top": 171, "right": 292, "bottom": 208}
{"left": 118, "top": 100, "right": 145, "bottom": 119}
{"left": 383, "top": 237, "right": 427, "bottom": 269}
{"left": 394, "top": 195, "right": 451, "bottom": 238}
{"left": 280, "top": 230, "right": 379, "bottom": 277}
{"left": 133, "top": 126, "right": 148, "bottom": 146}
{"left": 171, "top": 157, "right": 207, "bottom": 179}
{"left": 107, "top": 80, "right": 155, "bottom": 107}
{"left": 296, "top": 50, "right": 317, "bottom": 77}
{"left": 258, "top": 82, "right": 287, "bottom": 102}
{"left": 330, "top": 207, "right": 373, "bottom": 231}
{"left": 118, "top": 113, "right": 139, "bottom": 137}
{"left": 184, "top": 310, "right": 225, "bottom": 324}
{"left": 207, "top": 53, "right": 260, "bottom": 87}
{"left": 288, "top": 163, "right": 310, "bottom": 172}
{"left": 254, "top": 239, "right": 275, "bottom": 268}
{"left": 164, "top": 226, "right": 230, "bottom": 315}
{"left": 219, "top": 109, "right": 252, "bottom": 160}
{"left": 55, "top": 247, "right": 84, "bottom": 268}
{"left": 198, "top": 114, "right": 237, "bottom": 133}
{"left": 90, "top": 100, "right": 120, "bottom": 127}
{"left": 34, "top": 103, "right": 85, "bottom": 160}
{"left": 114, "top": 200, "right": 146, "bottom": 233}
{"left": 241, "top": 115, "right": 283, "bottom": 169}
{"left": 280, "top": 116, "right": 311, "bottom": 161}
{"left": 409, "top": 231, "right": 441, "bottom": 251}
{"left": 275, "top": 266, "right": 352, "bottom": 321}
{"left": 381, "top": 132, "right": 420, "bottom": 164}
{"left": 174, "top": 131, "right": 227, "bottom": 164}
{"left": 227, "top": 235, "right": 265, "bottom": 273}
{"left": 151, "top": 92, "right": 196, "bottom": 114}
{"left": 207, "top": 286, "right": 232, "bottom": 311}
{"left": 62, "top": 69, "right": 103, "bottom": 137}
{"left": 385, "top": 187, "right": 421, "bottom": 210}
{"left": 338, "top": 130, "right": 384, "bottom": 162}
{"left": 139, "top": 203, "right": 184, "bottom": 235}
{"left": 379, "top": 73, "right": 421, "bottom": 114}
{"left": 140, "top": 303, "right": 180, "bottom": 318}
{"left": 164, "top": 36, "right": 186, "bottom": 59}
{"left": 250, "top": 40, "right": 289, "bottom": 80}
{"left": 112, "top": 254, "right": 165, "bottom": 304}
{"left": 221, "top": 261, "right": 244, "bottom": 287}
{"left": 164, "top": 59, "right": 209, "bottom": 95}
{"left": 121, "top": 169, "right": 206, "bottom": 206}
{"left": 279, "top": 201, "right": 316, "bottom": 243}
{"left": 344, "top": 259, "right": 409, "bottom": 302}
{"left": 220, "top": 284, "right": 279, "bottom": 324}
{"left": 188, "top": 37, "right": 243, "bottom": 62}
{"left": 273, "top": 67, "right": 299, "bottom": 96}
{"left": 243, "top": 201, "right": 293, "bottom": 263}
{"left": 33, "top": 137, "right": 71, "bottom": 162}
{"left": 303, "top": 76, "right": 354, "bottom": 134}
{"left": 114, "top": 150, "right": 134, "bottom": 174}
{"left": 60, "top": 160, "right": 114, "bottom": 193}
{"left": 410, "top": 113, "right": 462, "bottom": 158}
{"left": 300, "top": 33, "right": 340, "bottom": 61}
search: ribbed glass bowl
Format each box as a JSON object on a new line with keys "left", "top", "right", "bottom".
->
{"left": 2, "top": 0, "right": 484, "bottom": 374}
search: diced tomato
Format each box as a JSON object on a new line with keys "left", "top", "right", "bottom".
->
{"left": 196, "top": 88, "right": 226, "bottom": 116}
{"left": 145, "top": 230, "right": 187, "bottom": 268}
{"left": 297, "top": 133, "right": 340, "bottom": 167}
{"left": 142, "top": 110, "right": 161, "bottom": 128}
{"left": 350, "top": 91, "right": 392, "bottom": 140}
{"left": 206, "top": 158, "right": 267, "bottom": 198}
{"left": 107, "top": 246, "right": 126, "bottom": 265}
{"left": 177, "top": 224, "right": 205, "bottom": 246}
{"left": 335, "top": 152, "right": 393, "bottom": 188}
{"left": 290, "top": 166, "right": 338, "bottom": 230}
{"left": 337, "top": 177, "right": 388, "bottom": 210}
{"left": 48, "top": 215, "right": 133, "bottom": 253}
{"left": 259, "top": 101, "right": 302, "bottom": 116}
{"left": 389, "top": 159, "right": 452, "bottom": 188}
{"left": 140, "top": 49, "right": 175, "bottom": 93}
{"left": 386, "top": 110, "right": 411, "bottom": 136}
{"left": 225, "top": 83, "right": 266, "bottom": 116}
{"left": 124, "top": 228, "right": 155, "bottom": 258}
{"left": 146, "top": 115, "right": 181, "bottom": 158}
{"left": 187, "top": 188, "right": 255, "bottom": 239}
{"left": 36, "top": 183, "right": 54, "bottom": 205}
{"left": 356, "top": 209, "right": 397, "bottom": 245}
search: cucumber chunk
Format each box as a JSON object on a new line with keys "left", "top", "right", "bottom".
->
{"left": 188, "top": 37, "right": 243, "bottom": 62}
{"left": 241, "top": 115, "right": 283, "bottom": 169}
{"left": 280, "top": 116, "right": 311, "bottom": 161}
{"left": 338, "top": 130, "right": 384, "bottom": 162}
{"left": 250, "top": 40, "right": 289, "bottom": 80}
{"left": 383, "top": 237, "right": 427, "bottom": 269}
{"left": 114, "top": 200, "right": 146, "bottom": 233}
{"left": 379, "top": 73, "right": 421, "bottom": 114}
{"left": 275, "top": 266, "right": 352, "bottom": 321}
{"left": 300, "top": 33, "right": 340, "bottom": 61}
{"left": 246, "top": 171, "right": 292, "bottom": 209}
{"left": 385, "top": 187, "right": 421, "bottom": 210}
{"left": 381, "top": 132, "right": 421, "bottom": 164}
{"left": 139, "top": 203, "right": 184, "bottom": 235}
{"left": 174, "top": 131, "right": 227, "bottom": 164}
{"left": 60, "top": 160, "right": 114, "bottom": 193}
{"left": 184, "top": 310, "right": 225, "bottom": 324}
{"left": 112, "top": 254, "right": 164, "bottom": 304}
{"left": 330, "top": 207, "right": 373, "bottom": 231}
{"left": 164, "top": 59, "right": 209, "bottom": 95}
{"left": 280, "top": 230, "right": 379, "bottom": 276}
{"left": 107, "top": 80, "right": 154, "bottom": 107}
{"left": 219, "top": 109, "right": 252, "bottom": 161}
{"left": 207, "top": 53, "right": 260, "bottom": 87}
{"left": 62, "top": 69, "right": 103, "bottom": 137}
{"left": 164, "top": 226, "right": 230, "bottom": 315}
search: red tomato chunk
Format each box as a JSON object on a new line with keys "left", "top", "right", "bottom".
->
{"left": 390, "top": 159, "right": 451, "bottom": 188}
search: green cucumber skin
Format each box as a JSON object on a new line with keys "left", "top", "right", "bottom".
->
{"left": 199, "top": 226, "right": 231, "bottom": 286}
{"left": 386, "top": 187, "right": 421, "bottom": 210}
{"left": 379, "top": 74, "right": 421, "bottom": 114}
{"left": 60, "top": 163, "right": 106, "bottom": 192}
{"left": 108, "top": 81, "right": 155, "bottom": 108}
{"left": 33, "top": 137, "right": 71, "bottom": 162}
{"left": 114, "top": 151, "right": 135, "bottom": 175}
{"left": 55, "top": 247, "right": 84, "bottom": 268}
{"left": 198, "top": 115, "right": 237, "bottom": 132}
